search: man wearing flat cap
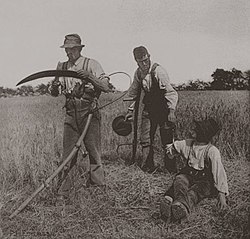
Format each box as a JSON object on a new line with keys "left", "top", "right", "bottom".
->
{"left": 126, "top": 46, "right": 178, "bottom": 173}
{"left": 50, "top": 34, "right": 112, "bottom": 196}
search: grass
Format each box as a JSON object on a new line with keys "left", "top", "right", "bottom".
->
{"left": 0, "top": 91, "right": 249, "bottom": 238}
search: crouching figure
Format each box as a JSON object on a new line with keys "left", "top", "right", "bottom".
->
{"left": 160, "top": 118, "right": 229, "bottom": 222}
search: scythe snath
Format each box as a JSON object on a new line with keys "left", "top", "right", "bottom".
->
{"left": 9, "top": 113, "right": 93, "bottom": 219}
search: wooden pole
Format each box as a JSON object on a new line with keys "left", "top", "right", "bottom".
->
{"left": 9, "top": 113, "right": 93, "bottom": 219}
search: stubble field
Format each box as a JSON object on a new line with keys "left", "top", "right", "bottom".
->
{"left": 0, "top": 90, "right": 249, "bottom": 239}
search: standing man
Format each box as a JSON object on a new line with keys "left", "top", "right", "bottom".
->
{"left": 126, "top": 46, "right": 178, "bottom": 173}
{"left": 50, "top": 34, "right": 112, "bottom": 196}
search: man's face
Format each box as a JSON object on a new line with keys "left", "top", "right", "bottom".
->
{"left": 136, "top": 54, "right": 151, "bottom": 73}
{"left": 65, "top": 47, "right": 81, "bottom": 63}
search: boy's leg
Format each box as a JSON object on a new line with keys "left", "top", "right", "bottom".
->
{"left": 173, "top": 174, "right": 190, "bottom": 208}
{"left": 160, "top": 195, "right": 173, "bottom": 222}
{"left": 172, "top": 176, "right": 213, "bottom": 221}
{"left": 186, "top": 180, "right": 213, "bottom": 211}
{"left": 171, "top": 174, "right": 190, "bottom": 220}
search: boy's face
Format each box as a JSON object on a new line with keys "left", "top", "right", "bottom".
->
{"left": 192, "top": 124, "right": 209, "bottom": 143}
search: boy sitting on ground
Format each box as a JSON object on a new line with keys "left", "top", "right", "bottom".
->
{"left": 160, "top": 118, "right": 228, "bottom": 222}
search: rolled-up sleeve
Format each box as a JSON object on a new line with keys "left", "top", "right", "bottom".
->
{"left": 126, "top": 70, "right": 141, "bottom": 100}
{"left": 155, "top": 66, "right": 178, "bottom": 110}
{"left": 89, "top": 59, "right": 105, "bottom": 78}
{"left": 89, "top": 59, "right": 112, "bottom": 92}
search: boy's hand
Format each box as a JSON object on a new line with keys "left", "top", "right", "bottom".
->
{"left": 217, "top": 192, "right": 228, "bottom": 210}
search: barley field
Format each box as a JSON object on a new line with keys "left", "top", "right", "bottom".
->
{"left": 0, "top": 91, "right": 249, "bottom": 239}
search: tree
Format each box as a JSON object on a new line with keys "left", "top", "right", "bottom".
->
{"left": 17, "top": 85, "right": 34, "bottom": 96}
{"left": 35, "top": 83, "right": 49, "bottom": 95}
{"left": 243, "top": 70, "right": 250, "bottom": 90}
{"left": 186, "top": 79, "right": 210, "bottom": 90}
{"left": 211, "top": 68, "right": 248, "bottom": 90}
{"left": 4, "top": 88, "right": 16, "bottom": 96}
{"left": 230, "top": 68, "right": 246, "bottom": 90}
{"left": 211, "top": 68, "right": 231, "bottom": 90}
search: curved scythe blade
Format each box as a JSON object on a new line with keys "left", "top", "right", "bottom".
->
{"left": 16, "top": 70, "right": 86, "bottom": 86}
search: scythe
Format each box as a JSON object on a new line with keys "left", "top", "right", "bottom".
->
{"left": 10, "top": 70, "right": 131, "bottom": 219}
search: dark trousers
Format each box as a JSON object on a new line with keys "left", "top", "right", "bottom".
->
{"left": 141, "top": 112, "right": 175, "bottom": 171}
{"left": 165, "top": 173, "right": 216, "bottom": 212}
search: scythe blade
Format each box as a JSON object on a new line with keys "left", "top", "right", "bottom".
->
{"left": 16, "top": 70, "right": 85, "bottom": 86}
{"left": 17, "top": 69, "right": 113, "bottom": 92}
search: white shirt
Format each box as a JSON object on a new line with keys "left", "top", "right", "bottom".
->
{"left": 56, "top": 56, "right": 107, "bottom": 94}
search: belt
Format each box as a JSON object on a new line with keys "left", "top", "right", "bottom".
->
{"left": 65, "top": 96, "right": 98, "bottom": 112}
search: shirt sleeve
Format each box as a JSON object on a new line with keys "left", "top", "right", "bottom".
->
{"left": 155, "top": 65, "right": 178, "bottom": 110}
{"left": 88, "top": 59, "right": 105, "bottom": 78}
{"left": 173, "top": 140, "right": 187, "bottom": 155}
{"left": 126, "top": 70, "right": 141, "bottom": 100}
{"left": 88, "top": 59, "right": 111, "bottom": 92}
{"left": 208, "top": 147, "right": 229, "bottom": 196}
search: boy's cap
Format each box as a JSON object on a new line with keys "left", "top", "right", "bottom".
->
{"left": 133, "top": 46, "right": 149, "bottom": 60}
{"left": 194, "top": 118, "right": 221, "bottom": 139}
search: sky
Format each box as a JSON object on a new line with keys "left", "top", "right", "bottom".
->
{"left": 0, "top": 0, "right": 249, "bottom": 90}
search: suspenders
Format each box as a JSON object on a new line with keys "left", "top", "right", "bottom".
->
{"left": 82, "top": 57, "right": 90, "bottom": 71}
{"left": 62, "top": 57, "right": 90, "bottom": 71}
{"left": 179, "top": 141, "right": 213, "bottom": 180}
{"left": 62, "top": 62, "right": 67, "bottom": 70}
{"left": 61, "top": 57, "right": 90, "bottom": 94}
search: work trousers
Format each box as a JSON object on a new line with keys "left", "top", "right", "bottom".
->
{"left": 140, "top": 111, "right": 175, "bottom": 171}
{"left": 165, "top": 174, "right": 216, "bottom": 213}
{"left": 58, "top": 98, "right": 105, "bottom": 194}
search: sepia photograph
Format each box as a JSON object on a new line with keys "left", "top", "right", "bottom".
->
{"left": 0, "top": 0, "right": 249, "bottom": 238}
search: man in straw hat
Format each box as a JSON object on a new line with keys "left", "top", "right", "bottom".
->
{"left": 160, "top": 118, "right": 229, "bottom": 222}
{"left": 125, "top": 46, "right": 178, "bottom": 173}
{"left": 50, "top": 34, "right": 112, "bottom": 198}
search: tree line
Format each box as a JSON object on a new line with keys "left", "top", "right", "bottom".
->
{"left": 0, "top": 68, "right": 249, "bottom": 97}
{"left": 174, "top": 68, "right": 249, "bottom": 91}
{"left": 0, "top": 84, "right": 49, "bottom": 98}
